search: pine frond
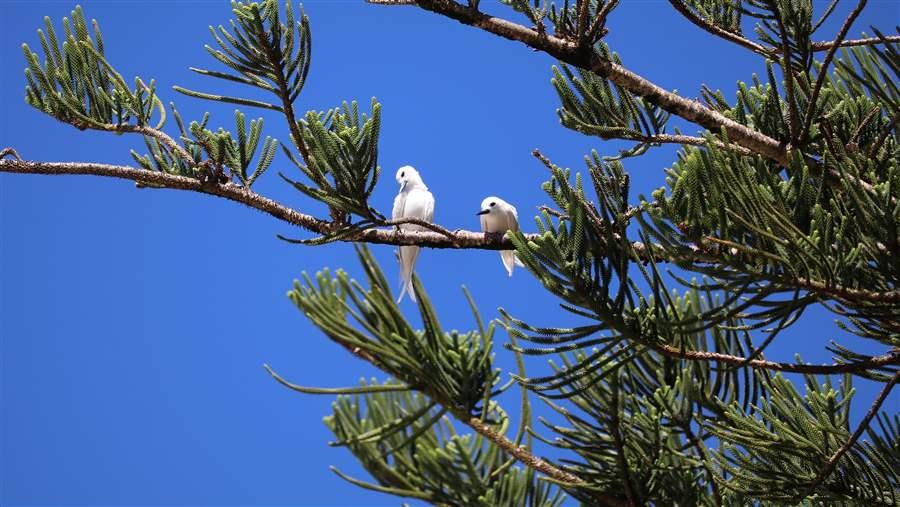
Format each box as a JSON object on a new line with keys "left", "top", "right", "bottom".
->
{"left": 288, "top": 245, "right": 498, "bottom": 418}
{"left": 709, "top": 372, "right": 899, "bottom": 505}
{"left": 23, "top": 6, "right": 164, "bottom": 130}
{"left": 281, "top": 99, "right": 384, "bottom": 224}
{"left": 326, "top": 384, "right": 566, "bottom": 506}
{"left": 174, "top": 0, "right": 311, "bottom": 114}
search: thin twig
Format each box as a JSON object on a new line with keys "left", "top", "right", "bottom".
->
{"left": 256, "top": 17, "right": 311, "bottom": 165}
{"left": 381, "top": 217, "right": 458, "bottom": 240}
{"left": 801, "top": 0, "right": 868, "bottom": 144}
{"left": 650, "top": 341, "right": 899, "bottom": 375}
{"left": 667, "top": 0, "right": 770, "bottom": 56}
{"left": 768, "top": 1, "right": 801, "bottom": 145}
{"left": 867, "top": 111, "right": 899, "bottom": 159}
{"left": 613, "top": 132, "right": 756, "bottom": 156}
{"left": 586, "top": 0, "right": 618, "bottom": 45}
{"left": 669, "top": 0, "right": 897, "bottom": 56}
{"left": 464, "top": 416, "right": 584, "bottom": 486}
{"left": 693, "top": 235, "right": 900, "bottom": 304}
{"left": 575, "top": 0, "right": 590, "bottom": 45}
{"left": 0, "top": 147, "right": 23, "bottom": 161}
{"left": 77, "top": 121, "right": 195, "bottom": 166}
{"left": 609, "top": 375, "right": 639, "bottom": 507}
{"left": 539, "top": 205, "right": 568, "bottom": 220}
{"left": 812, "top": 34, "right": 900, "bottom": 51}
{"left": 791, "top": 276, "right": 900, "bottom": 304}
{"left": 802, "top": 371, "right": 899, "bottom": 496}
{"left": 812, "top": 0, "right": 841, "bottom": 34}
{"left": 849, "top": 105, "right": 882, "bottom": 147}
{"left": 263, "top": 364, "right": 410, "bottom": 394}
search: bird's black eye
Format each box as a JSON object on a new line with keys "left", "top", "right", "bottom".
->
{"left": 400, "top": 171, "right": 405, "bottom": 178}
{"left": 490, "top": 202, "right": 496, "bottom": 207}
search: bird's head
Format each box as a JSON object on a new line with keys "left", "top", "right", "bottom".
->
{"left": 396, "top": 165, "right": 425, "bottom": 192}
{"left": 477, "top": 196, "right": 505, "bottom": 216}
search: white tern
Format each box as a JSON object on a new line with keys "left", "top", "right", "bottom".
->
{"left": 392, "top": 165, "right": 435, "bottom": 303}
{"left": 477, "top": 196, "right": 525, "bottom": 276}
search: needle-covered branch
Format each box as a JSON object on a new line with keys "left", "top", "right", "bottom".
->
{"left": 276, "top": 247, "right": 627, "bottom": 505}
{"left": 802, "top": 371, "right": 899, "bottom": 497}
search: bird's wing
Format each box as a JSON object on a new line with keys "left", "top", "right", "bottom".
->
{"left": 392, "top": 191, "right": 407, "bottom": 221}
{"left": 396, "top": 189, "right": 433, "bottom": 304}
{"left": 504, "top": 204, "right": 520, "bottom": 232}
{"left": 504, "top": 204, "right": 526, "bottom": 268}
{"left": 422, "top": 190, "right": 435, "bottom": 223}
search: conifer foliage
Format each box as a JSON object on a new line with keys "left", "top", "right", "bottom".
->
{"left": 3, "top": 0, "right": 899, "bottom": 505}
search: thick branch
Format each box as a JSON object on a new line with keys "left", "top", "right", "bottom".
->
{"left": 408, "top": 0, "right": 793, "bottom": 166}
{"left": 0, "top": 158, "right": 532, "bottom": 250}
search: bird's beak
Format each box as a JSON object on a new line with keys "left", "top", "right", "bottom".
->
{"left": 399, "top": 180, "right": 407, "bottom": 192}
{"left": 476, "top": 209, "right": 489, "bottom": 215}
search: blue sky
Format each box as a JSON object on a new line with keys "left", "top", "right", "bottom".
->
{"left": 2, "top": 1, "right": 897, "bottom": 505}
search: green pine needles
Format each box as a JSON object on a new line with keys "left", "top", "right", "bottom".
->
{"left": 6, "top": 0, "right": 899, "bottom": 505}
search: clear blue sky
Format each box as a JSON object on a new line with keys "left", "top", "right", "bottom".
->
{"left": 2, "top": 1, "right": 897, "bottom": 505}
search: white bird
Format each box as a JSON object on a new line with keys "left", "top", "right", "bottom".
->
{"left": 392, "top": 165, "right": 435, "bottom": 303}
{"left": 477, "top": 196, "right": 525, "bottom": 276}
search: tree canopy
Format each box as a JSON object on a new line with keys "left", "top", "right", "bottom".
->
{"left": 2, "top": 1, "right": 898, "bottom": 505}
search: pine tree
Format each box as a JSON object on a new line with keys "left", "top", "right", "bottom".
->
{"left": 2, "top": 1, "right": 898, "bottom": 505}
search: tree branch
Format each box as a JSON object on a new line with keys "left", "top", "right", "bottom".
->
{"left": 618, "top": 132, "right": 755, "bottom": 156}
{"left": 609, "top": 377, "right": 639, "bottom": 507}
{"left": 586, "top": 0, "right": 619, "bottom": 46}
{"left": 77, "top": 121, "right": 196, "bottom": 167}
{"left": 812, "top": 34, "right": 900, "bottom": 51}
{"left": 0, "top": 158, "right": 536, "bottom": 250}
{"left": 667, "top": 0, "right": 770, "bottom": 56}
{"left": 649, "top": 341, "right": 900, "bottom": 375}
{"left": 668, "top": 0, "right": 897, "bottom": 57}
{"left": 403, "top": 0, "right": 794, "bottom": 166}
{"left": 258, "top": 20, "right": 311, "bottom": 164}
{"left": 802, "top": 370, "right": 899, "bottom": 497}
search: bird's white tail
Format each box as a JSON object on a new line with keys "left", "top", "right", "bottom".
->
{"left": 500, "top": 251, "right": 525, "bottom": 276}
{"left": 500, "top": 250, "right": 516, "bottom": 277}
{"left": 397, "top": 245, "right": 420, "bottom": 303}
